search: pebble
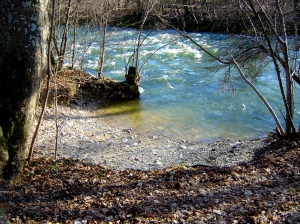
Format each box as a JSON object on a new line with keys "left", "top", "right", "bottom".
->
{"left": 31, "top": 105, "right": 270, "bottom": 171}
{"left": 244, "top": 190, "right": 253, "bottom": 196}
{"left": 154, "top": 200, "right": 160, "bottom": 205}
{"left": 178, "top": 145, "right": 187, "bottom": 150}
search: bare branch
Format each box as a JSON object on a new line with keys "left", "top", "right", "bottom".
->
{"left": 228, "top": 50, "right": 285, "bottom": 135}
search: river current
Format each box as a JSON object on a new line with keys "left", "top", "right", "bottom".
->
{"left": 64, "top": 27, "right": 300, "bottom": 142}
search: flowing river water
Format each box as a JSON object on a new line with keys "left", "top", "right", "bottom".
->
{"left": 65, "top": 27, "right": 300, "bottom": 142}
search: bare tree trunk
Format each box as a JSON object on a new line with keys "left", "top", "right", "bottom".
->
{"left": 97, "top": 25, "right": 107, "bottom": 78}
{"left": 57, "top": 0, "right": 72, "bottom": 71}
{"left": 229, "top": 52, "right": 285, "bottom": 135}
{"left": 0, "top": 0, "right": 49, "bottom": 181}
{"left": 97, "top": 0, "right": 109, "bottom": 78}
{"left": 275, "top": 0, "right": 295, "bottom": 134}
{"left": 28, "top": 0, "right": 56, "bottom": 163}
{"left": 134, "top": 0, "right": 158, "bottom": 69}
{"left": 71, "top": 10, "right": 79, "bottom": 69}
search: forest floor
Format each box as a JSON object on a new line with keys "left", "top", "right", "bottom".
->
{"left": 0, "top": 69, "right": 300, "bottom": 223}
{"left": 0, "top": 139, "right": 299, "bottom": 223}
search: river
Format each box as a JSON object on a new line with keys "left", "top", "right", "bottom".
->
{"left": 64, "top": 27, "right": 300, "bottom": 142}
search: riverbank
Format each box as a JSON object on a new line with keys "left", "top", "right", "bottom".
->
{"left": 1, "top": 117, "right": 300, "bottom": 222}
{"left": 32, "top": 69, "right": 271, "bottom": 170}
{"left": 32, "top": 104, "right": 271, "bottom": 171}
{"left": 1, "top": 69, "right": 300, "bottom": 223}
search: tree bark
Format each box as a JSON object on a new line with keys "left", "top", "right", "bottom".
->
{"left": 275, "top": 0, "right": 295, "bottom": 134}
{"left": 295, "top": 0, "right": 300, "bottom": 27}
{"left": 0, "top": 0, "right": 49, "bottom": 181}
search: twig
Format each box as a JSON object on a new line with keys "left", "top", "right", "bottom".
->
{"left": 54, "top": 73, "right": 59, "bottom": 160}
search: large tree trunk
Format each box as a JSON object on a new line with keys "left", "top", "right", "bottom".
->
{"left": 0, "top": 0, "right": 49, "bottom": 181}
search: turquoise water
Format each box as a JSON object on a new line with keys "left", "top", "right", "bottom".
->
{"left": 64, "top": 27, "right": 300, "bottom": 142}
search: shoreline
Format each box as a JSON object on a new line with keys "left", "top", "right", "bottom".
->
{"left": 6, "top": 99, "right": 300, "bottom": 223}
{"left": 31, "top": 103, "right": 271, "bottom": 171}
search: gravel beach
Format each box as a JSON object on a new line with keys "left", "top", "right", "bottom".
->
{"left": 31, "top": 103, "right": 271, "bottom": 171}
{"left": 6, "top": 101, "right": 299, "bottom": 224}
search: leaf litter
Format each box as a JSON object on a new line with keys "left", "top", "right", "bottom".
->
{"left": 0, "top": 138, "right": 299, "bottom": 223}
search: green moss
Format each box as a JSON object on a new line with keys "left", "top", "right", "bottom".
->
{"left": 0, "top": 128, "right": 9, "bottom": 178}
{"left": 0, "top": 109, "right": 29, "bottom": 171}
{"left": 0, "top": 109, "right": 29, "bottom": 179}
{"left": 5, "top": 111, "right": 29, "bottom": 145}
{"left": 7, "top": 117, "right": 15, "bottom": 139}
{"left": 129, "top": 84, "right": 136, "bottom": 92}
{"left": 0, "top": 127, "right": 8, "bottom": 151}
{"left": 128, "top": 83, "right": 140, "bottom": 98}
{"left": 0, "top": 136, "right": 8, "bottom": 147}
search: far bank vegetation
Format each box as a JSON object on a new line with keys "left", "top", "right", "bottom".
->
{"left": 51, "top": 0, "right": 298, "bottom": 75}
{"left": 54, "top": 0, "right": 297, "bottom": 33}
